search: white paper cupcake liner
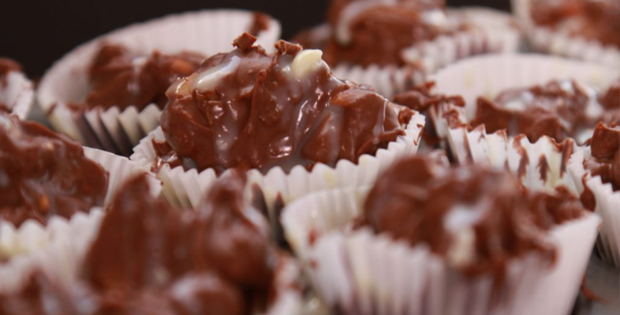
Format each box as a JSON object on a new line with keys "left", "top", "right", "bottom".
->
{"left": 569, "top": 149, "right": 620, "bottom": 268}
{"left": 130, "top": 112, "right": 425, "bottom": 216}
{"left": 428, "top": 54, "right": 619, "bottom": 158}
{"left": 0, "top": 208, "right": 104, "bottom": 294}
{"left": 332, "top": 64, "right": 425, "bottom": 99}
{"left": 1, "top": 70, "right": 34, "bottom": 120}
{"left": 300, "top": 7, "right": 519, "bottom": 100}
{"left": 446, "top": 127, "right": 581, "bottom": 194}
{"left": 0, "top": 213, "right": 302, "bottom": 315}
{"left": 401, "top": 7, "right": 521, "bottom": 74}
{"left": 511, "top": 0, "right": 620, "bottom": 68}
{"left": 282, "top": 185, "right": 600, "bottom": 315}
{"left": 37, "top": 9, "right": 282, "bottom": 155}
{"left": 0, "top": 146, "right": 161, "bottom": 293}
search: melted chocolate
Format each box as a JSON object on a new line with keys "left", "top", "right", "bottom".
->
{"left": 85, "top": 44, "right": 205, "bottom": 110}
{"left": 531, "top": 0, "right": 620, "bottom": 48}
{"left": 157, "top": 33, "right": 412, "bottom": 174}
{"left": 0, "top": 113, "right": 108, "bottom": 227}
{"left": 81, "top": 171, "right": 277, "bottom": 314}
{"left": 312, "top": 0, "right": 451, "bottom": 66}
{"left": 363, "top": 154, "right": 586, "bottom": 283}
{"left": 469, "top": 80, "right": 596, "bottom": 143}
{"left": 583, "top": 123, "right": 620, "bottom": 198}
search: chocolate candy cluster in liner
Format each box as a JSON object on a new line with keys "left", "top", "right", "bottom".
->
{"left": 362, "top": 154, "right": 586, "bottom": 285}
{"left": 581, "top": 122, "right": 620, "bottom": 210}
{"left": 469, "top": 80, "right": 598, "bottom": 143}
{"left": 295, "top": 0, "right": 452, "bottom": 67}
{"left": 395, "top": 79, "right": 616, "bottom": 146}
{"left": 531, "top": 0, "right": 620, "bottom": 48}
{"left": 155, "top": 33, "right": 413, "bottom": 174}
{"left": 0, "top": 172, "right": 282, "bottom": 315}
{"left": 82, "top": 44, "right": 205, "bottom": 111}
{"left": 0, "top": 58, "right": 24, "bottom": 113}
{"left": 0, "top": 113, "right": 108, "bottom": 227}
{"left": 77, "top": 11, "right": 273, "bottom": 113}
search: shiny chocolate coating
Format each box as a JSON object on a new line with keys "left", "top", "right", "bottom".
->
{"left": 81, "top": 171, "right": 276, "bottom": 314}
{"left": 85, "top": 44, "right": 205, "bottom": 110}
{"left": 470, "top": 80, "right": 593, "bottom": 142}
{"left": 0, "top": 113, "right": 108, "bottom": 227}
{"left": 364, "top": 154, "right": 586, "bottom": 282}
{"left": 323, "top": 0, "right": 448, "bottom": 66}
{"left": 157, "top": 33, "right": 412, "bottom": 174}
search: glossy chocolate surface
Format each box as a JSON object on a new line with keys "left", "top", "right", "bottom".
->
{"left": 156, "top": 33, "right": 412, "bottom": 174}
{"left": 81, "top": 172, "right": 277, "bottom": 314}
{"left": 85, "top": 44, "right": 205, "bottom": 110}
{"left": 0, "top": 113, "right": 108, "bottom": 227}
{"left": 296, "top": 0, "right": 451, "bottom": 67}
{"left": 470, "top": 80, "right": 594, "bottom": 143}
{"left": 363, "top": 154, "right": 586, "bottom": 280}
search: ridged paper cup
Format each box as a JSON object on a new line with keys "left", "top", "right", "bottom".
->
{"left": 332, "top": 64, "right": 425, "bottom": 99}
{"left": 282, "top": 185, "right": 600, "bottom": 315}
{"left": 401, "top": 7, "right": 522, "bottom": 74}
{"left": 37, "top": 10, "right": 281, "bottom": 155}
{"left": 130, "top": 112, "right": 425, "bottom": 222}
{"left": 302, "top": 7, "right": 520, "bottom": 99}
{"left": 446, "top": 128, "right": 581, "bottom": 194}
{"left": 428, "top": 54, "right": 620, "bottom": 158}
{"left": 569, "top": 149, "right": 620, "bottom": 268}
{"left": 1, "top": 69, "right": 34, "bottom": 120}
{"left": 0, "top": 147, "right": 161, "bottom": 293}
{"left": 511, "top": 0, "right": 620, "bottom": 68}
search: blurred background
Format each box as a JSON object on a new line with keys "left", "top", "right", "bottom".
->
{"left": 0, "top": 0, "right": 510, "bottom": 77}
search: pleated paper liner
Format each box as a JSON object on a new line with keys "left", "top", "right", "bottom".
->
{"left": 1, "top": 70, "right": 34, "bottom": 120}
{"left": 401, "top": 7, "right": 521, "bottom": 74}
{"left": 37, "top": 9, "right": 282, "bottom": 155}
{"left": 130, "top": 112, "right": 425, "bottom": 218}
{"left": 428, "top": 54, "right": 620, "bottom": 152}
{"left": 299, "top": 7, "right": 520, "bottom": 100}
{"left": 569, "top": 149, "right": 620, "bottom": 268}
{"left": 0, "top": 219, "right": 303, "bottom": 315}
{"left": 282, "top": 184, "right": 600, "bottom": 315}
{"left": 511, "top": 0, "right": 620, "bottom": 68}
{"left": 446, "top": 127, "right": 580, "bottom": 194}
{"left": 0, "top": 147, "right": 161, "bottom": 293}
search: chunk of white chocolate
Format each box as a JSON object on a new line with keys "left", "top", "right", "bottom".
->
{"left": 291, "top": 49, "right": 327, "bottom": 79}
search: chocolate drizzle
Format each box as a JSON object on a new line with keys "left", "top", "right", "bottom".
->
{"left": 321, "top": 0, "right": 450, "bottom": 66}
{"left": 363, "top": 154, "right": 586, "bottom": 284}
{"left": 0, "top": 113, "right": 108, "bottom": 227}
{"left": 157, "top": 33, "right": 412, "bottom": 174}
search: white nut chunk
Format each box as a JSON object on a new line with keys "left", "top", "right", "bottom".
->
{"left": 291, "top": 49, "right": 327, "bottom": 79}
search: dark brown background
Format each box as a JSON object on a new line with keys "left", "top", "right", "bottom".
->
{"left": 0, "top": 0, "right": 511, "bottom": 77}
